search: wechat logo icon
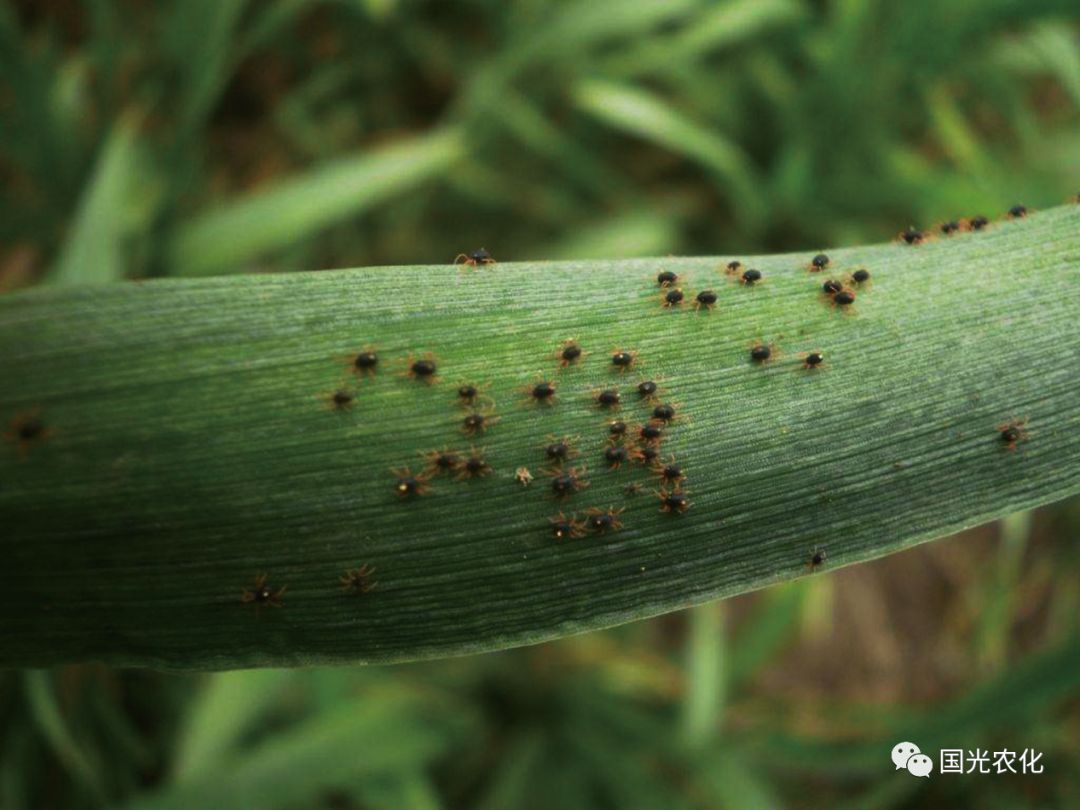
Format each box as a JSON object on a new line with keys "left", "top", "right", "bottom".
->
{"left": 892, "top": 742, "right": 933, "bottom": 777}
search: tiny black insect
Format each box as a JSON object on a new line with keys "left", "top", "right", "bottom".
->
{"left": 5, "top": 412, "right": 50, "bottom": 460}
{"left": 462, "top": 410, "right": 498, "bottom": 435}
{"left": 940, "top": 221, "right": 961, "bottom": 236}
{"left": 422, "top": 448, "right": 462, "bottom": 476}
{"left": 242, "top": 573, "right": 286, "bottom": 608}
{"left": 611, "top": 350, "right": 637, "bottom": 371}
{"left": 458, "top": 383, "right": 480, "bottom": 404}
{"left": 596, "top": 389, "right": 621, "bottom": 409}
{"left": 750, "top": 343, "right": 773, "bottom": 364}
{"left": 639, "top": 445, "right": 660, "bottom": 464}
{"left": 831, "top": 289, "right": 855, "bottom": 307}
{"left": 695, "top": 290, "right": 718, "bottom": 310}
{"left": 639, "top": 421, "right": 664, "bottom": 443}
{"left": 455, "top": 247, "right": 496, "bottom": 266}
{"left": 608, "top": 419, "right": 628, "bottom": 437}
{"left": 392, "top": 467, "right": 431, "bottom": 498}
{"left": 585, "top": 507, "right": 624, "bottom": 534}
{"left": 663, "top": 288, "right": 685, "bottom": 307}
{"left": 1007, "top": 204, "right": 1027, "bottom": 219}
{"left": 968, "top": 215, "right": 988, "bottom": 231}
{"left": 603, "top": 444, "right": 641, "bottom": 470}
{"left": 658, "top": 488, "right": 690, "bottom": 514}
{"left": 340, "top": 565, "right": 377, "bottom": 594}
{"left": 850, "top": 268, "right": 870, "bottom": 284}
{"left": 998, "top": 419, "right": 1029, "bottom": 451}
{"left": 802, "top": 351, "right": 825, "bottom": 370}
{"left": 657, "top": 269, "right": 679, "bottom": 287}
{"left": 725, "top": 260, "right": 743, "bottom": 275}
{"left": 405, "top": 353, "right": 439, "bottom": 383}
{"left": 544, "top": 436, "right": 579, "bottom": 464}
{"left": 810, "top": 253, "right": 830, "bottom": 271}
{"left": 822, "top": 279, "right": 844, "bottom": 295}
{"left": 898, "top": 227, "right": 925, "bottom": 245}
{"left": 456, "top": 447, "right": 492, "bottom": 480}
{"left": 550, "top": 512, "right": 585, "bottom": 541}
{"left": 807, "top": 547, "right": 827, "bottom": 570}
{"left": 557, "top": 339, "right": 585, "bottom": 367}
{"left": 741, "top": 268, "right": 762, "bottom": 285}
{"left": 655, "top": 458, "right": 684, "bottom": 484}
{"left": 651, "top": 403, "right": 677, "bottom": 422}
{"left": 330, "top": 389, "right": 354, "bottom": 409}
{"left": 525, "top": 380, "right": 557, "bottom": 405}
{"left": 352, "top": 349, "right": 378, "bottom": 375}
{"left": 637, "top": 380, "right": 659, "bottom": 399}
{"left": 548, "top": 466, "right": 589, "bottom": 498}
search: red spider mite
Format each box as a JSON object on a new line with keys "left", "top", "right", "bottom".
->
{"left": 546, "top": 465, "right": 589, "bottom": 498}
{"left": 657, "top": 488, "right": 691, "bottom": 514}
{"left": 653, "top": 455, "right": 684, "bottom": 484}
{"left": 695, "top": 289, "right": 718, "bottom": 310}
{"left": 455, "top": 381, "right": 491, "bottom": 407}
{"left": 657, "top": 269, "right": 679, "bottom": 287}
{"left": 897, "top": 227, "right": 928, "bottom": 245}
{"left": 661, "top": 288, "right": 685, "bottom": 308}
{"left": 593, "top": 388, "right": 622, "bottom": 409}
{"left": 456, "top": 447, "right": 493, "bottom": 480}
{"left": 603, "top": 443, "right": 643, "bottom": 470}
{"left": 585, "top": 507, "right": 624, "bottom": 534}
{"left": 800, "top": 351, "right": 825, "bottom": 370}
{"left": 391, "top": 467, "right": 431, "bottom": 498}
{"left": 340, "top": 564, "right": 377, "bottom": 594}
{"left": 421, "top": 447, "right": 463, "bottom": 476}
{"left": 549, "top": 512, "right": 586, "bottom": 541}
{"left": 610, "top": 348, "right": 638, "bottom": 372}
{"left": 749, "top": 341, "right": 779, "bottom": 365}
{"left": 543, "top": 435, "right": 580, "bottom": 465}
{"left": 241, "top": 573, "right": 286, "bottom": 609}
{"left": 5, "top": 410, "right": 52, "bottom": 460}
{"left": 556, "top": 339, "right": 586, "bottom": 368}
{"left": 997, "top": 418, "right": 1029, "bottom": 451}
{"left": 522, "top": 379, "right": 557, "bottom": 406}
{"left": 808, "top": 253, "right": 830, "bottom": 272}
{"left": 347, "top": 346, "right": 379, "bottom": 377}
{"left": 403, "top": 352, "right": 440, "bottom": 383}
{"left": 806, "top": 547, "right": 827, "bottom": 571}
{"left": 462, "top": 407, "right": 499, "bottom": 436}
{"left": 454, "top": 247, "right": 496, "bottom": 267}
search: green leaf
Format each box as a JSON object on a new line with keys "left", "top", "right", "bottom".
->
{"left": 166, "top": 126, "right": 465, "bottom": 276}
{"left": 1, "top": 206, "right": 1078, "bottom": 670}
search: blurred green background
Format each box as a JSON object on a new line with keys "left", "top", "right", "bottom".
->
{"left": 1, "top": 0, "right": 1079, "bottom": 807}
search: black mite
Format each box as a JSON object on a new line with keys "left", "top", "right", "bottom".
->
{"left": 998, "top": 419, "right": 1029, "bottom": 451}
{"left": 741, "top": 268, "right": 762, "bottom": 285}
{"left": 750, "top": 344, "right": 773, "bottom": 363}
{"left": 458, "top": 383, "right": 480, "bottom": 404}
{"left": 850, "top": 268, "right": 870, "bottom": 284}
{"left": 637, "top": 380, "right": 659, "bottom": 399}
{"left": 463, "top": 411, "right": 498, "bottom": 435}
{"left": 656, "top": 459, "right": 684, "bottom": 483}
{"left": 456, "top": 448, "right": 492, "bottom": 480}
{"left": 639, "top": 421, "right": 664, "bottom": 443}
{"left": 585, "top": 507, "right": 624, "bottom": 534}
{"left": 353, "top": 350, "right": 378, "bottom": 375}
{"left": 803, "top": 352, "right": 825, "bottom": 370}
{"left": 658, "top": 489, "right": 690, "bottom": 514}
{"left": 608, "top": 420, "right": 628, "bottom": 437}
{"left": 549, "top": 466, "right": 588, "bottom": 498}
{"left": 528, "top": 380, "right": 557, "bottom": 404}
{"left": 968, "top": 215, "right": 988, "bottom": 231}
{"left": 596, "top": 389, "right": 621, "bottom": 409}
{"left": 822, "top": 279, "right": 844, "bottom": 295}
{"left": 657, "top": 270, "right": 679, "bottom": 287}
{"left": 550, "top": 512, "right": 584, "bottom": 541}
{"left": 392, "top": 467, "right": 431, "bottom": 498}
{"left": 405, "top": 353, "right": 439, "bottom": 383}
{"left": 695, "top": 290, "right": 717, "bottom": 310}
{"left": 455, "top": 247, "right": 495, "bottom": 266}
{"left": 639, "top": 446, "right": 660, "bottom": 464}
{"left": 558, "top": 340, "right": 584, "bottom": 367}
{"left": 422, "top": 448, "right": 461, "bottom": 476}
{"left": 663, "top": 288, "right": 685, "bottom": 307}
{"left": 1007, "top": 204, "right": 1027, "bottom": 219}
{"left": 652, "top": 403, "right": 676, "bottom": 422}
{"left": 807, "top": 548, "right": 827, "bottom": 570}
{"left": 898, "top": 228, "right": 925, "bottom": 245}
{"left": 611, "top": 350, "right": 636, "bottom": 370}
{"left": 330, "top": 390, "right": 354, "bottom": 409}
{"left": 940, "top": 221, "right": 961, "bottom": 235}
{"left": 604, "top": 445, "right": 637, "bottom": 469}
{"left": 544, "top": 437, "right": 578, "bottom": 463}
{"left": 810, "top": 253, "right": 830, "bottom": 271}
{"left": 241, "top": 573, "right": 286, "bottom": 608}
{"left": 832, "top": 289, "right": 855, "bottom": 307}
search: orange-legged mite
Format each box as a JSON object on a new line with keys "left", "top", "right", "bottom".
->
{"left": 241, "top": 573, "right": 286, "bottom": 608}
{"left": 749, "top": 341, "right": 779, "bottom": 365}
{"left": 454, "top": 247, "right": 496, "bottom": 267}
{"left": 808, "top": 253, "right": 830, "bottom": 272}
{"left": 5, "top": 410, "right": 51, "bottom": 460}
{"left": 609, "top": 348, "right": 638, "bottom": 372}
{"left": 1006, "top": 204, "right": 1028, "bottom": 220}
{"left": 657, "top": 269, "right": 680, "bottom": 287}
{"left": 455, "top": 381, "right": 491, "bottom": 408}
{"left": 897, "top": 227, "right": 929, "bottom": 246}
{"left": 723, "top": 260, "right": 744, "bottom": 277}
{"left": 543, "top": 435, "right": 580, "bottom": 466}
{"left": 455, "top": 446, "right": 493, "bottom": 480}
{"left": 652, "top": 455, "right": 685, "bottom": 486}
{"left": 661, "top": 287, "right": 685, "bottom": 308}
{"left": 555, "top": 339, "right": 586, "bottom": 368}
{"left": 340, "top": 564, "right": 377, "bottom": 594}
{"left": 402, "top": 352, "right": 440, "bottom": 384}
{"left": 585, "top": 507, "right": 624, "bottom": 534}
{"left": 546, "top": 465, "right": 589, "bottom": 498}
{"left": 345, "top": 346, "right": 379, "bottom": 377}
{"left": 392, "top": 467, "right": 432, "bottom": 498}
{"left": 521, "top": 379, "right": 558, "bottom": 407}
{"left": 657, "top": 487, "right": 691, "bottom": 514}
{"left": 694, "top": 289, "right": 718, "bottom": 311}
{"left": 461, "top": 406, "right": 499, "bottom": 436}
{"left": 603, "top": 443, "right": 643, "bottom": 470}
{"left": 421, "top": 448, "right": 463, "bottom": 477}
{"left": 592, "top": 388, "right": 622, "bottom": 410}
{"left": 997, "top": 418, "right": 1029, "bottom": 451}
{"left": 806, "top": 547, "right": 827, "bottom": 571}
{"left": 324, "top": 388, "right": 356, "bottom": 410}
{"left": 800, "top": 351, "right": 826, "bottom": 370}
{"left": 549, "top": 512, "right": 586, "bottom": 541}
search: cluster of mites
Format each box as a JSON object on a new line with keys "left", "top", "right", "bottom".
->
{"left": 896, "top": 204, "right": 1031, "bottom": 245}
{"left": 338, "top": 341, "right": 694, "bottom": 526}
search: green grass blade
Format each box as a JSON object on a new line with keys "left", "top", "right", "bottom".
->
{"left": 166, "top": 127, "right": 464, "bottom": 276}
{"left": 0, "top": 206, "right": 1078, "bottom": 669}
